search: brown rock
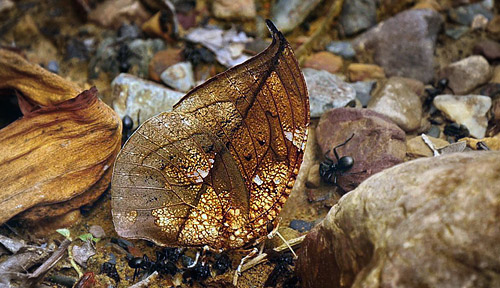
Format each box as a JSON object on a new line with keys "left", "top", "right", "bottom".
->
{"left": 461, "top": 137, "right": 500, "bottom": 150}
{"left": 412, "top": 0, "right": 442, "bottom": 11}
{"left": 406, "top": 135, "right": 449, "bottom": 158}
{"left": 492, "top": 66, "right": 500, "bottom": 84}
{"left": 148, "top": 49, "right": 183, "bottom": 82}
{"left": 487, "top": 15, "right": 500, "bottom": 39}
{"left": 88, "top": 0, "right": 151, "bottom": 30}
{"left": 439, "top": 55, "right": 492, "bottom": 95}
{"left": 303, "top": 52, "right": 343, "bottom": 74}
{"left": 347, "top": 63, "right": 385, "bottom": 82}
{"left": 473, "top": 40, "right": 500, "bottom": 61}
{"left": 368, "top": 77, "right": 423, "bottom": 132}
{"left": 212, "top": 0, "right": 256, "bottom": 20}
{"left": 297, "top": 151, "right": 500, "bottom": 288}
{"left": 305, "top": 163, "right": 321, "bottom": 188}
{"left": 316, "top": 108, "right": 406, "bottom": 192}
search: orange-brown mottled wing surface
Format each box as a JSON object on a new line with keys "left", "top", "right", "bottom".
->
{"left": 111, "top": 20, "right": 309, "bottom": 250}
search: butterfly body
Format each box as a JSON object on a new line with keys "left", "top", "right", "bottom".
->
{"left": 111, "top": 20, "right": 309, "bottom": 250}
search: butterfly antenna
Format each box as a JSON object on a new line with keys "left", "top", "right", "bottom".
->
{"left": 275, "top": 231, "right": 298, "bottom": 259}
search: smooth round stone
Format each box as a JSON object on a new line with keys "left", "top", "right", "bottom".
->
{"left": 325, "top": 41, "right": 356, "bottom": 59}
{"left": 439, "top": 55, "right": 492, "bottom": 95}
{"left": 160, "top": 61, "right": 195, "bottom": 92}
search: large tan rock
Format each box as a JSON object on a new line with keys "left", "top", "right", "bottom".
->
{"left": 297, "top": 151, "right": 500, "bottom": 288}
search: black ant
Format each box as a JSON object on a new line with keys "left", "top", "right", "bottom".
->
{"left": 425, "top": 78, "right": 449, "bottom": 107}
{"left": 122, "top": 111, "right": 140, "bottom": 145}
{"left": 100, "top": 261, "right": 120, "bottom": 283}
{"left": 264, "top": 252, "right": 295, "bottom": 287}
{"left": 128, "top": 248, "right": 181, "bottom": 281}
{"left": 443, "top": 122, "right": 469, "bottom": 141}
{"left": 319, "top": 134, "right": 364, "bottom": 194}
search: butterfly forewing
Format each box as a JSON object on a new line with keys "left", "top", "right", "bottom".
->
{"left": 111, "top": 20, "right": 309, "bottom": 249}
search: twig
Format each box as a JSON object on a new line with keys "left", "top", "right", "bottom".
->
{"left": 295, "top": 0, "right": 344, "bottom": 63}
{"left": 129, "top": 271, "right": 159, "bottom": 288}
{"left": 28, "top": 238, "right": 71, "bottom": 279}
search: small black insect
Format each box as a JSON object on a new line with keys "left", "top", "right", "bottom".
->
{"left": 128, "top": 254, "right": 152, "bottom": 281}
{"left": 212, "top": 253, "right": 231, "bottom": 275}
{"left": 319, "top": 134, "right": 361, "bottom": 194}
{"left": 425, "top": 78, "right": 449, "bottom": 106}
{"left": 183, "top": 261, "right": 211, "bottom": 283}
{"left": 264, "top": 252, "right": 295, "bottom": 287}
{"left": 100, "top": 261, "right": 120, "bottom": 283}
{"left": 444, "top": 122, "right": 469, "bottom": 140}
{"left": 117, "top": 44, "right": 131, "bottom": 73}
{"left": 476, "top": 141, "right": 490, "bottom": 151}
{"left": 122, "top": 113, "right": 141, "bottom": 145}
{"left": 128, "top": 249, "right": 181, "bottom": 281}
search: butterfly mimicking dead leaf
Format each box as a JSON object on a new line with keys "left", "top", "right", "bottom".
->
{"left": 111, "top": 20, "right": 310, "bottom": 250}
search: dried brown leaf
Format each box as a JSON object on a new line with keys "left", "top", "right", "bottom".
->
{"left": 0, "top": 87, "right": 121, "bottom": 224}
{"left": 0, "top": 49, "right": 82, "bottom": 114}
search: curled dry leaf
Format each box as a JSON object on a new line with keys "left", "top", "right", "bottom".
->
{"left": 0, "top": 49, "right": 81, "bottom": 113}
{"left": 0, "top": 49, "right": 122, "bottom": 225}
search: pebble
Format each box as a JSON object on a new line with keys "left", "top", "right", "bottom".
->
{"left": 433, "top": 95, "right": 492, "bottom": 138}
{"left": 297, "top": 151, "right": 500, "bottom": 288}
{"left": 47, "top": 60, "right": 59, "bottom": 74}
{"left": 303, "top": 52, "right": 343, "bottom": 74}
{"left": 325, "top": 41, "right": 356, "bottom": 59}
{"left": 412, "top": 0, "right": 442, "bottom": 11}
{"left": 445, "top": 26, "right": 469, "bottom": 39}
{"left": 427, "top": 125, "right": 441, "bottom": 138}
{"left": 479, "top": 83, "right": 500, "bottom": 97}
{"left": 492, "top": 66, "right": 500, "bottom": 83}
{"left": 289, "top": 219, "right": 314, "bottom": 233}
{"left": 303, "top": 68, "right": 356, "bottom": 118}
{"left": 212, "top": 0, "right": 256, "bottom": 20}
{"left": 160, "top": 61, "right": 195, "bottom": 92}
{"left": 89, "top": 225, "right": 106, "bottom": 238}
{"left": 87, "top": 0, "right": 151, "bottom": 30}
{"left": 88, "top": 37, "right": 119, "bottom": 77}
{"left": 368, "top": 77, "right": 423, "bottom": 132}
{"left": 347, "top": 63, "right": 385, "bottom": 82}
{"left": 127, "top": 38, "right": 166, "bottom": 78}
{"left": 117, "top": 23, "right": 141, "bottom": 40}
{"left": 439, "top": 55, "right": 491, "bottom": 95}
{"left": 352, "top": 9, "right": 443, "bottom": 83}
{"left": 66, "top": 38, "right": 88, "bottom": 60}
{"left": 473, "top": 40, "right": 500, "bottom": 61}
{"left": 406, "top": 135, "right": 449, "bottom": 158}
{"left": 270, "top": 0, "right": 322, "bottom": 33}
{"left": 448, "top": 0, "right": 494, "bottom": 26}
{"left": 148, "top": 49, "right": 183, "bottom": 82}
{"left": 111, "top": 73, "right": 184, "bottom": 129}
{"left": 339, "top": 0, "right": 377, "bottom": 36}
{"left": 0, "top": 0, "right": 14, "bottom": 13}
{"left": 316, "top": 108, "right": 406, "bottom": 192}
{"left": 351, "top": 81, "right": 375, "bottom": 107}
{"left": 487, "top": 15, "right": 500, "bottom": 39}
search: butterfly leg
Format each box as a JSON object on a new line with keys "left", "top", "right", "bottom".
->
{"left": 233, "top": 247, "right": 259, "bottom": 286}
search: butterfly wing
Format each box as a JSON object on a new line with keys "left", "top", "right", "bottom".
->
{"left": 111, "top": 20, "right": 309, "bottom": 249}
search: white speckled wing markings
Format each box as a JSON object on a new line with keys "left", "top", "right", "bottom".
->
{"left": 111, "top": 20, "right": 309, "bottom": 249}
